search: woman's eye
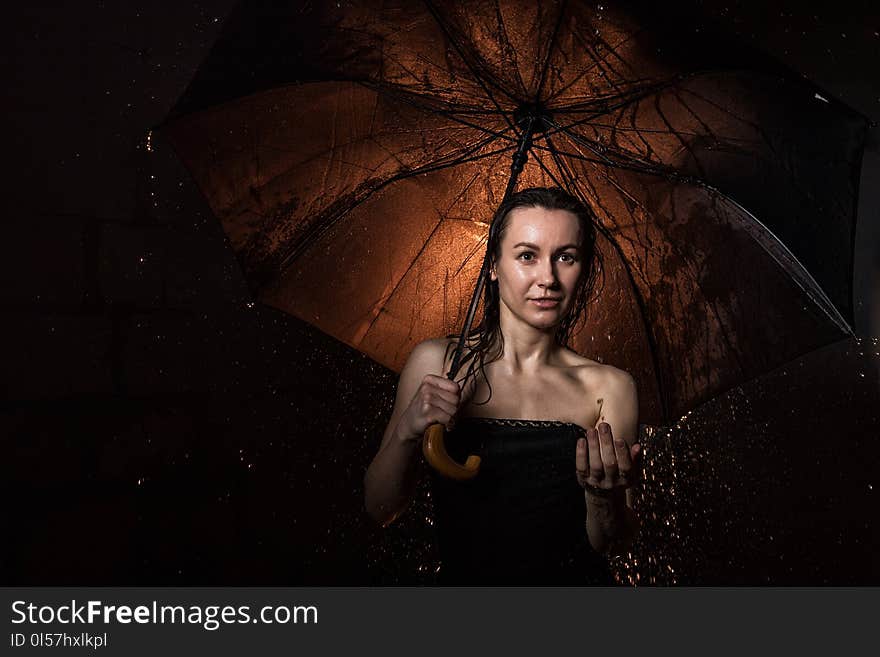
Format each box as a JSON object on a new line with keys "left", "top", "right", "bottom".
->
{"left": 557, "top": 253, "right": 577, "bottom": 263}
{"left": 517, "top": 252, "right": 534, "bottom": 261}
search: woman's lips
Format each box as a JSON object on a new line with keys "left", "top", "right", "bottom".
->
{"left": 530, "top": 298, "right": 561, "bottom": 308}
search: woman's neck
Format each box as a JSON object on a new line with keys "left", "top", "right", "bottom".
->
{"left": 496, "top": 310, "right": 559, "bottom": 374}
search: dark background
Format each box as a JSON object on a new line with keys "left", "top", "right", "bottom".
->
{"left": 2, "top": 0, "right": 878, "bottom": 584}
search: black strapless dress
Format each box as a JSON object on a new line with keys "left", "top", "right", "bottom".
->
{"left": 428, "top": 416, "right": 616, "bottom": 586}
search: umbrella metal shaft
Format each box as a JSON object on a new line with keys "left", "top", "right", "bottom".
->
{"left": 445, "top": 117, "right": 537, "bottom": 380}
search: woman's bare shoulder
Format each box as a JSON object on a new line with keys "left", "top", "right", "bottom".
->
{"left": 596, "top": 361, "right": 635, "bottom": 381}
{"left": 412, "top": 336, "right": 455, "bottom": 353}
{"left": 594, "top": 362, "right": 637, "bottom": 393}
{"left": 593, "top": 362, "right": 638, "bottom": 409}
{"left": 562, "top": 349, "right": 635, "bottom": 388}
{"left": 404, "top": 337, "right": 458, "bottom": 376}
{"left": 559, "top": 347, "right": 606, "bottom": 372}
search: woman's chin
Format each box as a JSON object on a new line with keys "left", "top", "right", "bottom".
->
{"left": 527, "top": 312, "right": 563, "bottom": 330}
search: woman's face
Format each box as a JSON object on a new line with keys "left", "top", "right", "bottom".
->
{"left": 490, "top": 205, "right": 583, "bottom": 331}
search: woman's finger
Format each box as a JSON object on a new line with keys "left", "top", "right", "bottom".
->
{"left": 576, "top": 437, "right": 587, "bottom": 468}
{"left": 424, "top": 374, "right": 462, "bottom": 396}
{"left": 598, "top": 423, "right": 618, "bottom": 480}
{"left": 631, "top": 443, "right": 642, "bottom": 465}
{"left": 426, "top": 384, "right": 460, "bottom": 407}
{"left": 586, "top": 428, "right": 604, "bottom": 481}
{"left": 575, "top": 438, "right": 588, "bottom": 486}
{"left": 428, "top": 395, "right": 458, "bottom": 419}
{"left": 613, "top": 435, "right": 632, "bottom": 479}
{"left": 418, "top": 375, "right": 460, "bottom": 402}
{"left": 430, "top": 410, "right": 454, "bottom": 428}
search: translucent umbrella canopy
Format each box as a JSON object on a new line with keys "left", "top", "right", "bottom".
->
{"left": 160, "top": 0, "right": 868, "bottom": 426}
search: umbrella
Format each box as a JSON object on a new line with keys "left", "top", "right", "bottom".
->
{"left": 158, "top": 0, "right": 868, "bottom": 475}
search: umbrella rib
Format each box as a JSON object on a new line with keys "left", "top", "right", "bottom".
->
{"left": 543, "top": 117, "right": 712, "bottom": 186}
{"left": 534, "top": 0, "right": 569, "bottom": 103}
{"left": 669, "top": 86, "right": 717, "bottom": 139}
{"left": 536, "top": 119, "right": 748, "bottom": 140}
{"left": 380, "top": 48, "right": 436, "bottom": 92}
{"left": 548, "top": 82, "right": 655, "bottom": 114}
{"left": 358, "top": 214, "right": 446, "bottom": 346}
{"left": 242, "top": 137, "right": 463, "bottom": 222}
{"left": 589, "top": 24, "right": 649, "bottom": 86}
{"left": 421, "top": 0, "right": 522, "bottom": 137}
{"left": 543, "top": 31, "right": 643, "bottom": 105}
{"left": 563, "top": 137, "right": 850, "bottom": 381}
{"left": 680, "top": 83, "right": 835, "bottom": 205}
{"left": 533, "top": 143, "right": 644, "bottom": 291}
{"left": 675, "top": 81, "right": 801, "bottom": 178}
{"left": 544, "top": 135, "right": 640, "bottom": 253}
{"left": 651, "top": 93, "right": 708, "bottom": 180}
{"left": 450, "top": 232, "right": 489, "bottom": 279}
{"left": 627, "top": 96, "right": 662, "bottom": 165}
{"left": 713, "top": 196, "right": 854, "bottom": 335}
{"left": 567, "top": 189, "right": 674, "bottom": 425}
{"left": 549, "top": 83, "right": 666, "bottom": 115}
{"left": 363, "top": 118, "right": 493, "bottom": 174}
{"left": 574, "top": 41, "right": 630, "bottom": 103}
{"left": 535, "top": 79, "right": 685, "bottom": 161}
{"left": 553, "top": 110, "right": 852, "bottom": 334}
{"left": 398, "top": 141, "right": 517, "bottom": 179}
{"left": 277, "top": 140, "right": 516, "bottom": 274}
{"left": 541, "top": 117, "right": 614, "bottom": 166}
{"left": 678, "top": 82, "right": 842, "bottom": 212}
{"left": 529, "top": 152, "right": 573, "bottom": 202}
{"left": 355, "top": 148, "right": 512, "bottom": 344}
{"left": 382, "top": 46, "right": 517, "bottom": 112}
{"left": 543, "top": 131, "right": 582, "bottom": 188}
{"left": 240, "top": 100, "right": 510, "bottom": 203}
{"left": 381, "top": 36, "right": 504, "bottom": 111}
{"left": 515, "top": 141, "right": 677, "bottom": 423}
{"left": 677, "top": 82, "right": 767, "bottom": 134}
{"left": 360, "top": 82, "right": 519, "bottom": 144}
{"left": 531, "top": 143, "right": 610, "bottom": 167}
{"left": 278, "top": 128, "right": 496, "bottom": 267}
{"left": 490, "top": 0, "right": 528, "bottom": 98}
{"left": 544, "top": 78, "right": 681, "bottom": 132}
{"left": 549, "top": 110, "right": 829, "bottom": 221}
{"left": 537, "top": 144, "right": 672, "bottom": 422}
{"left": 540, "top": 119, "right": 685, "bottom": 182}
{"left": 374, "top": 129, "right": 509, "bottom": 187}
{"left": 558, "top": 26, "right": 638, "bottom": 105}
{"left": 558, "top": 131, "right": 688, "bottom": 285}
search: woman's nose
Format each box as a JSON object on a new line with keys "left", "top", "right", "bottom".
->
{"left": 537, "top": 259, "right": 558, "bottom": 287}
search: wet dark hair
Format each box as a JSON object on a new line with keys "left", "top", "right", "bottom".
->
{"left": 444, "top": 186, "right": 604, "bottom": 405}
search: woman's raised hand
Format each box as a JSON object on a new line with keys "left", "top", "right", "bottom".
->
{"left": 398, "top": 374, "right": 474, "bottom": 441}
{"left": 576, "top": 422, "right": 641, "bottom": 495}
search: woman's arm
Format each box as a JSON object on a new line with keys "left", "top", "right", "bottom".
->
{"left": 364, "top": 339, "right": 456, "bottom": 526}
{"left": 583, "top": 368, "right": 641, "bottom": 555}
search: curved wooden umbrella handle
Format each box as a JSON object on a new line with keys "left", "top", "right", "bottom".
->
{"left": 422, "top": 423, "right": 481, "bottom": 480}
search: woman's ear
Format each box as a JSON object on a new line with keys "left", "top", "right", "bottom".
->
{"left": 489, "top": 260, "right": 497, "bottom": 282}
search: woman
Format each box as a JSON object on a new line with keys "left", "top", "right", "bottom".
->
{"left": 364, "top": 187, "right": 641, "bottom": 585}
